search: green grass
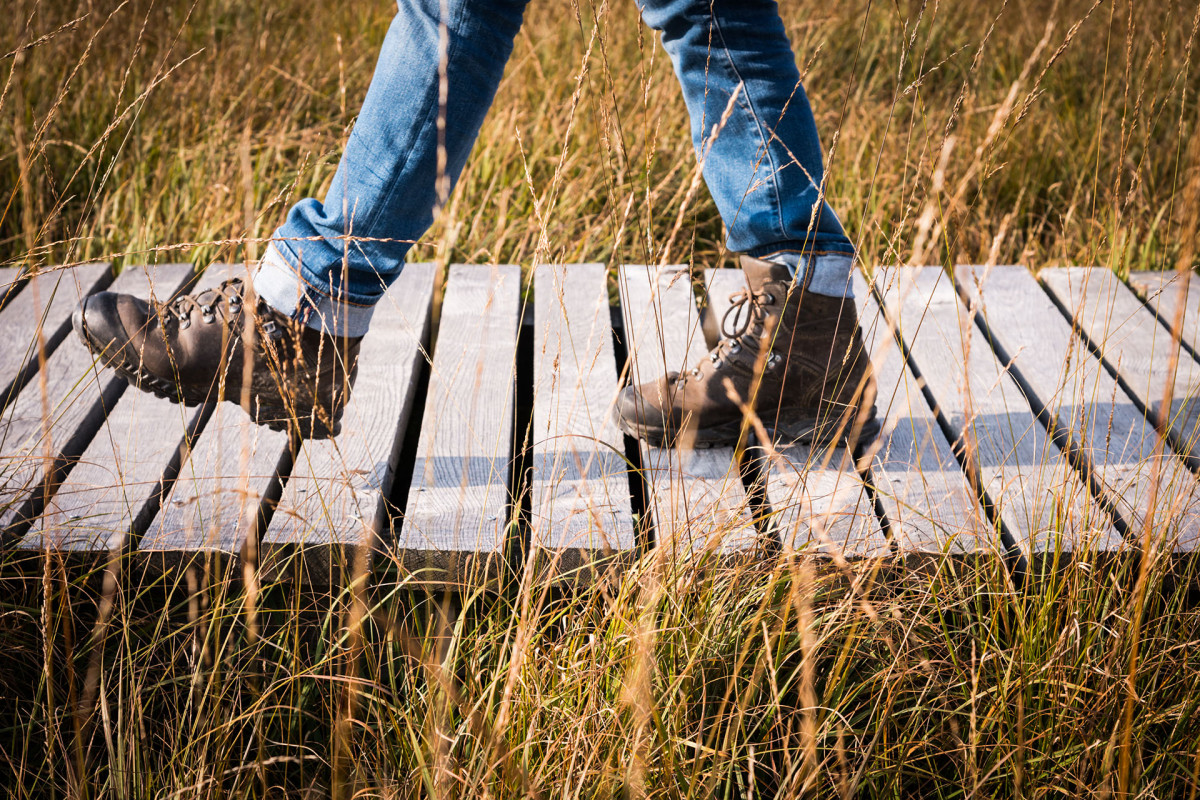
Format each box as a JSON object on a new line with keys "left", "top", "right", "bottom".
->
{"left": 3, "top": 0, "right": 1200, "bottom": 797}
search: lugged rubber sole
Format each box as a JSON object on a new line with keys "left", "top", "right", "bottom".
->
{"left": 768, "top": 413, "right": 882, "bottom": 452}
{"left": 612, "top": 413, "right": 744, "bottom": 450}
{"left": 613, "top": 405, "right": 882, "bottom": 452}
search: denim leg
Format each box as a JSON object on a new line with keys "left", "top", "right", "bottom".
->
{"left": 256, "top": 0, "right": 529, "bottom": 335}
{"left": 638, "top": 0, "right": 856, "bottom": 296}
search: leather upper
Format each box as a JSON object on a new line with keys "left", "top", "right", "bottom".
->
{"left": 75, "top": 277, "right": 361, "bottom": 438}
{"left": 615, "top": 255, "right": 876, "bottom": 443}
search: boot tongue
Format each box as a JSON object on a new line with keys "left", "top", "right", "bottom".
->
{"left": 738, "top": 255, "right": 794, "bottom": 290}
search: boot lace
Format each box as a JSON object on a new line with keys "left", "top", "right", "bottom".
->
{"left": 169, "top": 278, "right": 245, "bottom": 329}
{"left": 680, "top": 288, "right": 777, "bottom": 383}
{"left": 720, "top": 287, "right": 775, "bottom": 342}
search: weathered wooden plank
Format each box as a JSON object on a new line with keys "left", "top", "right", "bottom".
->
{"left": 958, "top": 265, "right": 1200, "bottom": 550}
{"left": 24, "top": 391, "right": 207, "bottom": 551}
{"left": 618, "top": 265, "right": 756, "bottom": 557}
{"left": 139, "top": 264, "right": 291, "bottom": 560}
{"left": 262, "top": 263, "right": 436, "bottom": 576}
{"left": 1042, "top": 267, "right": 1200, "bottom": 465}
{"left": 531, "top": 264, "right": 635, "bottom": 575}
{"left": 140, "top": 401, "right": 290, "bottom": 559}
{"left": 1128, "top": 270, "right": 1200, "bottom": 361}
{"left": 397, "top": 264, "right": 520, "bottom": 583}
{"left": 19, "top": 265, "right": 204, "bottom": 551}
{"left": 850, "top": 272, "right": 993, "bottom": 554}
{"left": 0, "top": 262, "right": 111, "bottom": 411}
{"left": 0, "top": 264, "right": 192, "bottom": 538}
{"left": 0, "top": 267, "right": 25, "bottom": 310}
{"left": 875, "top": 266, "right": 1121, "bottom": 556}
{"left": 704, "top": 268, "right": 887, "bottom": 557}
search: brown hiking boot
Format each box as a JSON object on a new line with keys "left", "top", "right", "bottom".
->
{"left": 72, "top": 276, "right": 361, "bottom": 439}
{"left": 613, "top": 255, "right": 879, "bottom": 450}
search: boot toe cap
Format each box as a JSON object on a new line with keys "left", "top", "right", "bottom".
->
{"left": 613, "top": 380, "right": 678, "bottom": 443}
{"left": 74, "top": 291, "right": 151, "bottom": 356}
{"left": 612, "top": 384, "right": 643, "bottom": 433}
{"left": 74, "top": 291, "right": 123, "bottom": 351}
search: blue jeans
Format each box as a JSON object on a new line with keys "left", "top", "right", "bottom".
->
{"left": 256, "top": 0, "right": 856, "bottom": 336}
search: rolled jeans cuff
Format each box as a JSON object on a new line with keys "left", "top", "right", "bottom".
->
{"left": 253, "top": 244, "right": 376, "bottom": 338}
{"left": 759, "top": 250, "right": 856, "bottom": 298}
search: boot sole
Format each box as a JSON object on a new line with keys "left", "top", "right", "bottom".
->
{"left": 768, "top": 414, "right": 882, "bottom": 452}
{"left": 74, "top": 312, "right": 340, "bottom": 440}
{"left": 613, "top": 407, "right": 882, "bottom": 452}
{"left": 612, "top": 414, "right": 747, "bottom": 450}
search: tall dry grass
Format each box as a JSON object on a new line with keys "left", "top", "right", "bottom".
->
{"left": 3, "top": 0, "right": 1200, "bottom": 798}
{"left": 3, "top": 0, "right": 1198, "bottom": 274}
{"left": 3, "top": 552, "right": 1199, "bottom": 797}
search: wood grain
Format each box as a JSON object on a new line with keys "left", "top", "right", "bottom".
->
{"left": 140, "top": 402, "right": 290, "bottom": 559}
{"left": 0, "top": 267, "right": 25, "bottom": 310}
{"left": 139, "top": 264, "right": 292, "bottom": 560}
{"left": 531, "top": 264, "right": 635, "bottom": 576}
{"left": 1042, "top": 267, "right": 1200, "bottom": 465}
{"left": 25, "top": 390, "right": 207, "bottom": 551}
{"left": 849, "top": 272, "right": 992, "bottom": 554}
{"left": 19, "top": 264, "right": 205, "bottom": 551}
{"left": 1128, "top": 271, "right": 1200, "bottom": 359}
{"left": 618, "top": 265, "right": 756, "bottom": 558}
{"left": 1, "top": 264, "right": 193, "bottom": 538}
{"left": 958, "top": 266, "right": 1200, "bottom": 550}
{"left": 875, "top": 266, "right": 1122, "bottom": 555}
{"left": 263, "top": 263, "right": 436, "bottom": 577}
{"left": 0, "top": 262, "right": 111, "bottom": 411}
{"left": 704, "top": 268, "right": 888, "bottom": 557}
{"left": 397, "top": 264, "right": 520, "bottom": 583}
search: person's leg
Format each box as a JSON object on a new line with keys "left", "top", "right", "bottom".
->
{"left": 256, "top": 0, "right": 531, "bottom": 337}
{"left": 74, "top": 0, "right": 530, "bottom": 438}
{"left": 638, "top": 0, "right": 855, "bottom": 298}
{"left": 616, "top": 0, "right": 876, "bottom": 448}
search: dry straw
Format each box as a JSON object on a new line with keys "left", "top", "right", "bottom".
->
{"left": 2, "top": 0, "right": 1200, "bottom": 797}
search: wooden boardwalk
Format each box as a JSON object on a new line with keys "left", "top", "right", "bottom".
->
{"left": 2, "top": 262, "right": 1199, "bottom": 584}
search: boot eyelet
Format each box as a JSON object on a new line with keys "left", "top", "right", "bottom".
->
{"left": 178, "top": 317, "right": 191, "bottom": 330}
{"left": 766, "top": 352, "right": 783, "bottom": 370}
{"left": 728, "top": 342, "right": 741, "bottom": 355}
{"left": 765, "top": 293, "right": 776, "bottom": 304}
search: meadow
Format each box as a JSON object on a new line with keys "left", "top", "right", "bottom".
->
{"left": 3, "top": 0, "right": 1200, "bottom": 797}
